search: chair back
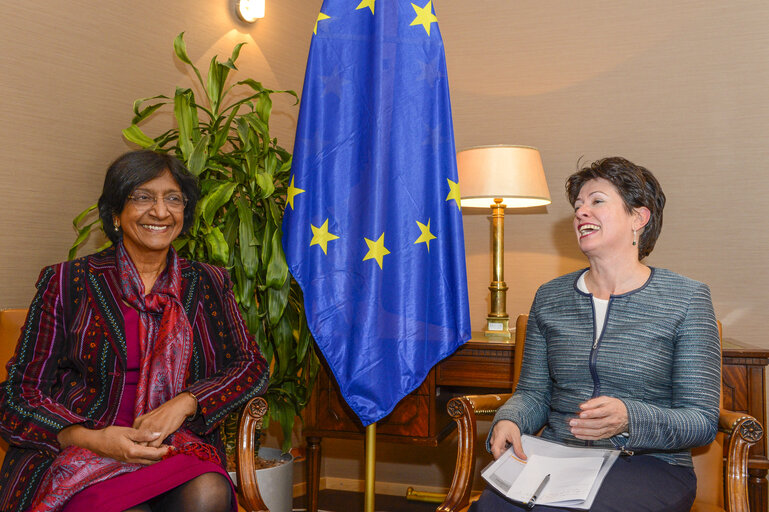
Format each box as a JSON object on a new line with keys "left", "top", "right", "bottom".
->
{"left": 513, "top": 314, "right": 727, "bottom": 512}
{"left": 0, "top": 309, "right": 26, "bottom": 381}
{"left": 0, "top": 308, "right": 28, "bottom": 467}
{"left": 690, "top": 320, "right": 725, "bottom": 510}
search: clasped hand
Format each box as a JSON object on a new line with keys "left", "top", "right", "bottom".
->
{"left": 132, "top": 391, "right": 198, "bottom": 448}
{"left": 569, "top": 396, "right": 628, "bottom": 440}
{"left": 489, "top": 396, "right": 629, "bottom": 460}
{"left": 57, "top": 392, "right": 198, "bottom": 465}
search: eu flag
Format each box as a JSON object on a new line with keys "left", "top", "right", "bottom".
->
{"left": 282, "top": 0, "right": 471, "bottom": 426}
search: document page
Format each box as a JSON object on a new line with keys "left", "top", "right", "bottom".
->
{"left": 481, "top": 435, "right": 619, "bottom": 510}
{"left": 505, "top": 454, "right": 603, "bottom": 504}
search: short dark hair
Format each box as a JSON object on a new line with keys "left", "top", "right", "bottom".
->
{"left": 98, "top": 150, "right": 199, "bottom": 244}
{"left": 565, "top": 156, "right": 665, "bottom": 260}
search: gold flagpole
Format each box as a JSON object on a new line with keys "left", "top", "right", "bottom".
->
{"left": 364, "top": 423, "right": 376, "bottom": 512}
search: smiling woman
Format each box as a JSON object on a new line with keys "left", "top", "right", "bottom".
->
{"left": 0, "top": 150, "right": 268, "bottom": 512}
{"left": 471, "top": 157, "right": 721, "bottom": 512}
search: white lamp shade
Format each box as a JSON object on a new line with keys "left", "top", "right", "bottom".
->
{"left": 457, "top": 145, "right": 551, "bottom": 208}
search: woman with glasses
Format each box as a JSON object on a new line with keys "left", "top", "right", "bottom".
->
{"left": 0, "top": 150, "right": 268, "bottom": 512}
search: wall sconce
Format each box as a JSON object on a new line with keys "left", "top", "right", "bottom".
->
{"left": 237, "top": 0, "right": 265, "bottom": 22}
{"left": 458, "top": 145, "right": 551, "bottom": 340}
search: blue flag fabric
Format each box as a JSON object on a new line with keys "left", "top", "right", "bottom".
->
{"left": 282, "top": 0, "right": 471, "bottom": 426}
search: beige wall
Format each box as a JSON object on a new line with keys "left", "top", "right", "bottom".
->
{"left": 2, "top": 0, "right": 768, "bottom": 497}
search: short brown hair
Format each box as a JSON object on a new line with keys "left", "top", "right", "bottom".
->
{"left": 566, "top": 157, "right": 665, "bottom": 259}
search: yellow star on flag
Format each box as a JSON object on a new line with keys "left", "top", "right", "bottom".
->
{"left": 356, "top": 0, "right": 375, "bottom": 15}
{"left": 363, "top": 233, "right": 390, "bottom": 269}
{"left": 410, "top": 1, "right": 438, "bottom": 36}
{"left": 310, "top": 219, "right": 339, "bottom": 254}
{"left": 414, "top": 219, "right": 437, "bottom": 251}
{"left": 314, "top": 12, "right": 331, "bottom": 35}
{"left": 446, "top": 178, "right": 461, "bottom": 210}
{"left": 286, "top": 176, "right": 305, "bottom": 209}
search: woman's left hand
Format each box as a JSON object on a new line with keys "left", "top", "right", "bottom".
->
{"left": 569, "top": 396, "right": 628, "bottom": 440}
{"left": 132, "top": 392, "right": 198, "bottom": 447}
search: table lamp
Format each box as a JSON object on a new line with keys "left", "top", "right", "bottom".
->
{"left": 458, "top": 145, "right": 551, "bottom": 340}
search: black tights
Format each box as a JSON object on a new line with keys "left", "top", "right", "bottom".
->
{"left": 123, "top": 472, "right": 231, "bottom": 512}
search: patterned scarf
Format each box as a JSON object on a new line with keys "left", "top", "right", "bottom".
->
{"left": 29, "top": 242, "right": 220, "bottom": 512}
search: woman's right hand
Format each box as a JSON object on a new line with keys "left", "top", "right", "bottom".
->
{"left": 489, "top": 420, "right": 526, "bottom": 460}
{"left": 57, "top": 424, "right": 169, "bottom": 465}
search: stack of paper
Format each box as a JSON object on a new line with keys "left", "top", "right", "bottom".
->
{"left": 481, "top": 435, "right": 619, "bottom": 510}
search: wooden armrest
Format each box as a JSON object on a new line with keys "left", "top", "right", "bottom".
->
{"left": 719, "top": 409, "right": 763, "bottom": 512}
{"left": 460, "top": 393, "right": 513, "bottom": 417}
{"left": 439, "top": 393, "right": 512, "bottom": 512}
{"left": 719, "top": 409, "right": 763, "bottom": 439}
{"left": 236, "top": 396, "right": 269, "bottom": 512}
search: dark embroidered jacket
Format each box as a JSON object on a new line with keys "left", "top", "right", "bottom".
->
{"left": 0, "top": 247, "right": 268, "bottom": 511}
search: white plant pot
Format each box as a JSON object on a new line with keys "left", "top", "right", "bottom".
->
{"left": 229, "top": 447, "right": 294, "bottom": 512}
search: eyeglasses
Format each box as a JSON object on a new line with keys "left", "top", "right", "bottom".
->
{"left": 127, "top": 192, "right": 187, "bottom": 212}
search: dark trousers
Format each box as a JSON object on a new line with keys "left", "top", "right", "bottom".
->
{"left": 469, "top": 455, "right": 696, "bottom": 512}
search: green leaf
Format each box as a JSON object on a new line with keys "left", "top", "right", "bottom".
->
{"left": 227, "top": 42, "right": 246, "bottom": 70}
{"left": 260, "top": 220, "right": 274, "bottom": 266}
{"left": 187, "top": 134, "right": 210, "bottom": 176}
{"left": 237, "top": 79, "right": 266, "bottom": 94}
{"left": 235, "top": 117, "right": 251, "bottom": 151}
{"left": 265, "top": 228, "right": 288, "bottom": 289}
{"left": 207, "top": 57, "right": 224, "bottom": 115}
{"left": 255, "top": 94, "right": 272, "bottom": 124}
{"left": 266, "top": 277, "right": 290, "bottom": 326}
{"left": 236, "top": 197, "right": 258, "bottom": 278}
{"left": 238, "top": 80, "right": 299, "bottom": 105}
{"left": 172, "top": 238, "right": 189, "bottom": 252}
{"left": 222, "top": 208, "right": 240, "bottom": 261}
{"left": 255, "top": 172, "right": 275, "bottom": 198}
{"left": 173, "top": 87, "right": 199, "bottom": 159}
{"left": 211, "top": 105, "right": 239, "bottom": 155}
{"left": 72, "top": 203, "right": 98, "bottom": 230}
{"left": 173, "top": 32, "right": 205, "bottom": 89}
{"left": 173, "top": 32, "right": 194, "bottom": 65}
{"left": 122, "top": 125, "right": 157, "bottom": 148}
{"left": 263, "top": 152, "right": 278, "bottom": 176}
{"left": 273, "top": 314, "right": 293, "bottom": 377}
{"left": 200, "top": 181, "right": 238, "bottom": 226}
{"left": 204, "top": 226, "right": 229, "bottom": 265}
{"left": 68, "top": 218, "right": 102, "bottom": 260}
{"left": 295, "top": 324, "right": 312, "bottom": 369}
{"left": 131, "top": 95, "right": 169, "bottom": 124}
{"left": 245, "top": 113, "right": 269, "bottom": 139}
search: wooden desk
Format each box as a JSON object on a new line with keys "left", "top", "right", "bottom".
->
{"left": 303, "top": 337, "right": 769, "bottom": 512}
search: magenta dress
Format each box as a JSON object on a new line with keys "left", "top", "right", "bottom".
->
{"left": 60, "top": 304, "right": 236, "bottom": 512}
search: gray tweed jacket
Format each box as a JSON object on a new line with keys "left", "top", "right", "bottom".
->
{"left": 489, "top": 267, "right": 721, "bottom": 467}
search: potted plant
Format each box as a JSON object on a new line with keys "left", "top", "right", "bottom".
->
{"left": 70, "top": 33, "right": 318, "bottom": 460}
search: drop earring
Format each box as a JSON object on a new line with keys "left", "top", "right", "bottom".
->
{"left": 114, "top": 219, "right": 120, "bottom": 232}
{"left": 632, "top": 229, "right": 637, "bottom": 246}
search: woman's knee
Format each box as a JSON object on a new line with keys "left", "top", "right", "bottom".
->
{"left": 168, "top": 472, "right": 232, "bottom": 512}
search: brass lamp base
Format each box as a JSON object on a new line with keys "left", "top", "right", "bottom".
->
{"left": 483, "top": 316, "right": 511, "bottom": 340}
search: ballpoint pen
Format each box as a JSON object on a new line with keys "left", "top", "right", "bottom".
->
{"left": 526, "top": 473, "right": 551, "bottom": 509}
